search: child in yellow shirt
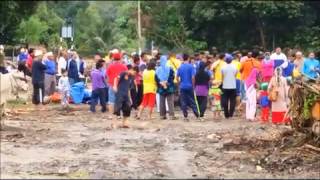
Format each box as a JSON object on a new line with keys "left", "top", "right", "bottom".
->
{"left": 137, "top": 61, "right": 157, "bottom": 120}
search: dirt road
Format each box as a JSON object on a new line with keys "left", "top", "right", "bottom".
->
{"left": 1, "top": 104, "right": 319, "bottom": 179}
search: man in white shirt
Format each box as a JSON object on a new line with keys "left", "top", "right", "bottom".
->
{"left": 221, "top": 54, "right": 238, "bottom": 119}
{"left": 270, "top": 47, "right": 288, "bottom": 69}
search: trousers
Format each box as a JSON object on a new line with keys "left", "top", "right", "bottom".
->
{"left": 159, "top": 93, "right": 175, "bottom": 117}
{"left": 90, "top": 88, "right": 107, "bottom": 112}
{"left": 179, "top": 88, "right": 199, "bottom": 118}
{"left": 221, "top": 88, "right": 236, "bottom": 118}
{"left": 196, "top": 96, "right": 208, "bottom": 117}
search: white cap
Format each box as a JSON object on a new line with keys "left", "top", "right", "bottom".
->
{"left": 34, "top": 49, "right": 43, "bottom": 57}
{"left": 111, "top": 49, "right": 119, "bottom": 54}
{"left": 0, "top": 45, "right": 4, "bottom": 49}
{"left": 46, "top": 52, "right": 54, "bottom": 57}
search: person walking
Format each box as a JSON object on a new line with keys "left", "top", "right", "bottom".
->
{"left": 177, "top": 54, "right": 199, "bottom": 121}
{"left": 221, "top": 54, "right": 238, "bottom": 119}
{"left": 113, "top": 65, "right": 137, "bottom": 128}
{"left": 155, "top": 55, "right": 176, "bottom": 120}
{"left": 194, "top": 61, "right": 211, "bottom": 120}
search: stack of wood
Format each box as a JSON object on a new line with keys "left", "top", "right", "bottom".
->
{"left": 288, "top": 77, "right": 320, "bottom": 146}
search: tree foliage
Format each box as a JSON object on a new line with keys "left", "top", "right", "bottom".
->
{"left": 2, "top": 1, "right": 320, "bottom": 54}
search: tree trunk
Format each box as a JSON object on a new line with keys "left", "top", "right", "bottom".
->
{"left": 256, "top": 16, "right": 266, "bottom": 51}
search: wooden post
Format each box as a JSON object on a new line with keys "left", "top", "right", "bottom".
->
{"left": 138, "top": 0, "right": 142, "bottom": 55}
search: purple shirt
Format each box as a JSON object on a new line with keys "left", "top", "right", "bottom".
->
{"left": 195, "top": 85, "right": 209, "bottom": 96}
{"left": 91, "top": 69, "right": 106, "bottom": 90}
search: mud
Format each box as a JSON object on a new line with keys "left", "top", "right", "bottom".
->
{"left": 1, "top": 104, "right": 319, "bottom": 179}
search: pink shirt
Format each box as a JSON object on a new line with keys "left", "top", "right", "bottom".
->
{"left": 261, "top": 60, "right": 274, "bottom": 80}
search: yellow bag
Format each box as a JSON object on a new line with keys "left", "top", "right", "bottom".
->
{"left": 268, "top": 87, "right": 279, "bottom": 102}
{"left": 293, "top": 69, "right": 301, "bottom": 78}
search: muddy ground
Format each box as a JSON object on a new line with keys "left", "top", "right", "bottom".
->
{"left": 1, "top": 103, "right": 319, "bottom": 179}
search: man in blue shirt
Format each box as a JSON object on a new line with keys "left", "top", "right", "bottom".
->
{"left": 301, "top": 52, "right": 320, "bottom": 79}
{"left": 177, "top": 53, "right": 199, "bottom": 121}
{"left": 44, "top": 52, "right": 56, "bottom": 96}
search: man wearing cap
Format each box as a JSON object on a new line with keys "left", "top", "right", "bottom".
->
{"left": 106, "top": 52, "right": 128, "bottom": 120}
{"left": 44, "top": 52, "right": 56, "bottom": 96}
{"left": 221, "top": 54, "right": 238, "bottom": 119}
{"left": 31, "top": 49, "right": 47, "bottom": 105}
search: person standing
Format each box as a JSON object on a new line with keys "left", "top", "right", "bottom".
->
{"left": 261, "top": 52, "right": 274, "bottom": 82}
{"left": 132, "top": 55, "right": 143, "bottom": 109}
{"left": 17, "top": 48, "right": 29, "bottom": 76}
{"left": 177, "top": 54, "right": 199, "bottom": 121}
{"left": 106, "top": 53, "right": 128, "bottom": 119}
{"left": 211, "top": 53, "right": 226, "bottom": 83}
{"left": 90, "top": 60, "right": 107, "bottom": 113}
{"left": 155, "top": 55, "right": 176, "bottom": 120}
{"left": 221, "top": 54, "right": 238, "bottom": 119}
{"left": 31, "top": 49, "right": 46, "bottom": 106}
{"left": 268, "top": 67, "right": 289, "bottom": 124}
{"left": 240, "top": 51, "right": 261, "bottom": 102}
{"left": 194, "top": 61, "right": 211, "bottom": 120}
{"left": 57, "top": 50, "right": 67, "bottom": 81}
{"left": 244, "top": 68, "right": 259, "bottom": 121}
{"left": 26, "top": 48, "right": 35, "bottom": 74}
{"left": 231, "top": 51, "right": 242, "bottom": 114}
{"left": 301, "top": 52, "right": 320, "bottom": 79}
{"left": 0, "top": 45, "right": 8, "bottom": 74}
{"left": 270, "top": 47, "right": 288, "bottom": 69}
{"left": 58, "top": 69, "right": 70, "bottom": 109}
{"left": 137, "top": 61, "right": 157, "bottom": 120}
{"left": 292, "top": 51, "right": 304, "bottom": 78}
{"left": 67, "top": 52, "right": 80, "bottom": 85}
{"left": 44, "top": 52, "right": 56, "bottom": 96}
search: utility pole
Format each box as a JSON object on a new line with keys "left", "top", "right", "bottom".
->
{"left": 138, "top": 0, "right": 142, "bottom": 55}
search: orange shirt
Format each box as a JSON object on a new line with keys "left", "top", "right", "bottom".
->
{"left": 240, "top": 58, "right": 261, "bottom": 80}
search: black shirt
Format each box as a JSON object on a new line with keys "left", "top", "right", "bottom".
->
{"left": 116, "top": 72, "right": 134, "bottom": 97}
{"left": 31, "top": 60, "right": 46, "bottom": 84}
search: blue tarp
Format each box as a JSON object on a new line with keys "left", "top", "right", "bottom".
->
{"left": 70, "top": 82, "right": 85, "bottom": 104}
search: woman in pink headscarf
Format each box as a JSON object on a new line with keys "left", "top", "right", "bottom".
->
{"left": 245, "top": 68, "right": 259, "bottom": 121}
{"left": 261, "top": 52, "right": 274, "bottom": 82}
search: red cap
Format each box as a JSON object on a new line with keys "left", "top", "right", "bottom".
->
{"left": 112, "top": 53, "right": 121, "bottom": 60}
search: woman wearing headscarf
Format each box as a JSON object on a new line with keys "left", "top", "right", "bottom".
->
{"left": 261, "top": 52, "right": 274, "bottom": 83}
{"left": 245, "top": 68, "right": 259, "bottom": 121}
{"left": 268, "top": 67, "right": 289, "bottom": 124}
{"left": 155, "top": 55, "right": 176, "bottom": 120}
{"left": 195, "top": 61, "right": 211, "bottom": 120}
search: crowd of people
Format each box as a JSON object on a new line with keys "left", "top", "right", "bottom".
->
{"left": 1, "top": 45, "right": 320, "bottom": 129}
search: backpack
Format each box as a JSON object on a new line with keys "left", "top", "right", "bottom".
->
{"left": 260, "top": 95, "right": 270, "bottom": 107}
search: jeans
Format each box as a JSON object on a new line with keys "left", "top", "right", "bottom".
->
{"left": 90, "top": 88, "right": 107, "bottom": 112}
{"left": 180, "top": 88, "right": 199, "bottom": 118}
{"left": 240, "top": 80, "right": 246, "bottom": 101}
{"left": 196, "top": 96, "right": 208, "bottom": 117}
{"left": 222, "top": 88, "right": 236, "bottom": 118}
